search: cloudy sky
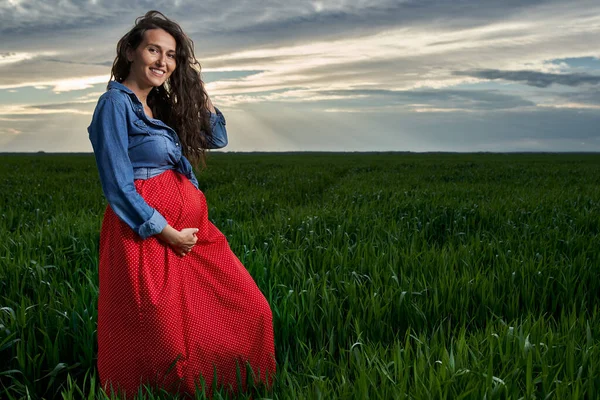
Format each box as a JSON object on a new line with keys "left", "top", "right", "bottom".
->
{"left": 1, "top": 0, "right": 600, "bottom": 152}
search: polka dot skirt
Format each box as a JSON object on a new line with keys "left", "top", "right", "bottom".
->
{"left": 97, "top": 170, "right": 276, "bottom": 397}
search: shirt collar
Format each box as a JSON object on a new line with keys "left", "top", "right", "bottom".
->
{"left": 108, "top": 80, "right": 135, "bottom": 95}
{"left": 108, "top": 80, "right": 146, "bottom": 107}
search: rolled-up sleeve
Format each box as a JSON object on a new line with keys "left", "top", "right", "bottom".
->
{"left": 207, "top": 107, "right": 228, "bottom": 149}
{"left": 88, "top": 96, "right": 167, "bottom": 239}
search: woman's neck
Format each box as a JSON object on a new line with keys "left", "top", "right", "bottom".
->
{"left": 121, "top": 79, "right": 151, "bottom": 105}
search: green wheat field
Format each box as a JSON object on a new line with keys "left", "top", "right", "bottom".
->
{"left": 1, "top": 153, "right": 599, "bottom": 399}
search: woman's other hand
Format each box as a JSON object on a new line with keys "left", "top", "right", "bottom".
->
{"left": 158, "top": 225, "right": 198, "bottom": 257}
{"left": 206, "top": 94, "right": 216, "bottom": 113}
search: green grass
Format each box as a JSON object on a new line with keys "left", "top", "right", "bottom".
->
{"left": 1, "top": 152, "right": 599, "bottom": 399}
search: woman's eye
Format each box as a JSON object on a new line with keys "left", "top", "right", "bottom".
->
{"left": 168, "top": 54, "right": 176, "bottom": 59}
{"left": 149, "top": 47, "right": 157, "bottom": 53}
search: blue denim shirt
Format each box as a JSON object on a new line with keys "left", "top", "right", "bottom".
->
{"left": 88, "top": 80, "right": 228, "bottom": 239}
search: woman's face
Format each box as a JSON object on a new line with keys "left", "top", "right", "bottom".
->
{"left": 126, "top": 28, "right": 177, "bottom": 89}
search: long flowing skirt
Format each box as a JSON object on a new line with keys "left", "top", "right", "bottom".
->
{"left": 97, "top": 170, "right": 275, "bottom": 396}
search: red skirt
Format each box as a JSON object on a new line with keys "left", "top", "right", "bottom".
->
{"left": 97, "top": 170, "right": 275, "bottom": 396}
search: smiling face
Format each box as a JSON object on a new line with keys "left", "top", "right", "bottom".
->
{"left": 125, "top": 28, "right": 177, "bottom": 90}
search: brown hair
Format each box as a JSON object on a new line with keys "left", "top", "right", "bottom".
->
{"left": 110, "top": 10, "right": 213, "bottom": 167}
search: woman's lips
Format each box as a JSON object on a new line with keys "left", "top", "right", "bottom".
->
{"left": 150, "top": 68, "right": 165, "bottom": 77}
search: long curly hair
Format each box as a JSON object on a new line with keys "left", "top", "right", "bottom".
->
{"left": 110, "top": 10, "right": 213, "bottom": 167}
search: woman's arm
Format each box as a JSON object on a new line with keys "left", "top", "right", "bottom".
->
{"left": 89, "top": 95, "right": 198, "bottom": 255}
{"left": 206, "top": 95, "right": 228, "bottom": 149}
{"left": 88, "top": 96, "right": 167, "bottom": 239}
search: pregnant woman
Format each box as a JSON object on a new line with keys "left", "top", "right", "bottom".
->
{"left": 88, "top": 10, "right": 275, "bottom": 397}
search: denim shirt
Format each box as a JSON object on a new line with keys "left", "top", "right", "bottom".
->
{"left": 88, "top": 80, "right": 228, "bottom": 239}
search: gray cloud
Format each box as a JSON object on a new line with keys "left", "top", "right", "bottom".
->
{"left": 0, "top": 112, "right": 93, "bottom": 152}
{"left": 0, "top": 58, "right": 109, "bottom": 87}
{"left": 2, "top": 0, "right": 600, "bottom": 152}
{"left": 26, "top": 101, "right": 94, "bottom": 111}
{"left": 3, "top": 0, "right": 600, "bottom": 85}
{"left": 394, "top": 107, "right": 600, "bottom": 146}
{"left": 455, "top": 69, "right": 600, "bottom": 88}
{"left": 215, "top": 0, "right": 551, "bottom": 35}
{"left": 0, "top": 0, "right": 563, "bottom": 51}
{"left": 317, "top": 89, "right": 535, "bottom": 110}
{"left": 44, "top": 58, "right": 113, "bottom": 67}
{"left": 555, "top": 89, "right": 600, "bottom": 105}
{"left": 4, "top": 103, "right": 598, "bottom": 153}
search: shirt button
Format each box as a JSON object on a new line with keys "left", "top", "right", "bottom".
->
{"left": 176, "top": 143, "right": 180, "bottom": 146}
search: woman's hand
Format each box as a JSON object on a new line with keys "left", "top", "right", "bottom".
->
{"left": 157, "top": 225, "right": 198, "bottom": 257}
{"left": 206, "top": 94, "right": 216, "bottom": 113}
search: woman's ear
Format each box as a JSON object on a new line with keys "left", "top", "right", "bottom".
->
{"left": 125, "top": 47, "right": 133, "bottom": 63}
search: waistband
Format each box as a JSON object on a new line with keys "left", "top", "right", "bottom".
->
{"left": 133, "top": 166, "right": 175, "bottom": 180}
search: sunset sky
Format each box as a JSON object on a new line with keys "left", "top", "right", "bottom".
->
{"left": 1, "top": 0, "right": 600, "bottom": 152}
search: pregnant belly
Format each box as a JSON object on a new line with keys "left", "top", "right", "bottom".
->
{"left": 135, "top": 170, "right": 209, "bottom": 232}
